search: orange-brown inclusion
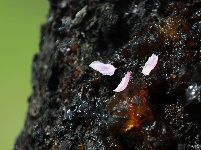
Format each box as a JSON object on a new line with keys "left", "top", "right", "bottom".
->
{"left": 74, "top": 65, "right": 82, "bottom": 77}
{"left": 125, "top": 88, "right": 153, "bottom": 131}
{"left": 159, "top": 16, "right": 190, "bottom": 39}
{"left": 170, "top": 74, "right": 177, "bottom": 80}
{"left": 72, "top": 43, "right": 79, "bottom": 54}
{"left": 78, "top": 144, "right": 85, "bottom": 150}
{"left": 108, "top": 83, "right": 153, "bottom": 132}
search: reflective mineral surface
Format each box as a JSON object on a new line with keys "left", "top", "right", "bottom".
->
{"left": 15, "top": 0, "right": 201, "bottom": 149}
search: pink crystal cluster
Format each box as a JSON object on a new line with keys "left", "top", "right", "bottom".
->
{"left": 89, "top": 54, "right": 158, "bottom": 92}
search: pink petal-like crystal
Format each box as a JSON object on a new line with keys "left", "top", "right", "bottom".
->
{"left": 113, "top": 71, "right": 131, "bottom": 92}
{"left": 142, "top": 54, "right": 158, "bottom": 75}
{"left": 89, "top": 61, "right": 117, "bottom": 76}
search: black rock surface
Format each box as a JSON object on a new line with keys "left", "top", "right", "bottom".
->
{"left": 15, "top": 0, "right": 201, "bottom": 149}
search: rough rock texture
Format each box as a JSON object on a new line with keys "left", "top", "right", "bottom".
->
{"left": 15, "top": 0, "right": 201, "bottom": 149}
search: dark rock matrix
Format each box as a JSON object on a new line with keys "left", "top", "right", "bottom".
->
{"left": 15, "top": 0, "right": 201, "bottom": 149}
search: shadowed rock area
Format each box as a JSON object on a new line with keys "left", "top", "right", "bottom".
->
{"left": 15, "top": 0, "right": 201, "bottom": 149}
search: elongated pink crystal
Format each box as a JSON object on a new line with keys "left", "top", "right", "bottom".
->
{"left": 142, "top": 54, "right": 158, "bottom": 75}
{"left": 113, "top": 71, "right": 131, "bottom": 92}
{"left": 89, "top": 61, "right": 117, "bottom": 76}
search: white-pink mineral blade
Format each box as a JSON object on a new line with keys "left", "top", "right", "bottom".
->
{"left": 89, "top": 61, "right": 117, "bottom": 76}
{"left": 113, "top": 71, "right": 131, "bottom": 92}
{"left": 142, "top": 54, "right": 158, "bottom": 75}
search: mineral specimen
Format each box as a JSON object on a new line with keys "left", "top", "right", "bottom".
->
{"left": 15, "top": 0, "right": 201, "bottom": 149}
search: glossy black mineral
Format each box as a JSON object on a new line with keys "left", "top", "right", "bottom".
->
{"left": 15, "top": 0, "right": 201, "bottom": 149}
